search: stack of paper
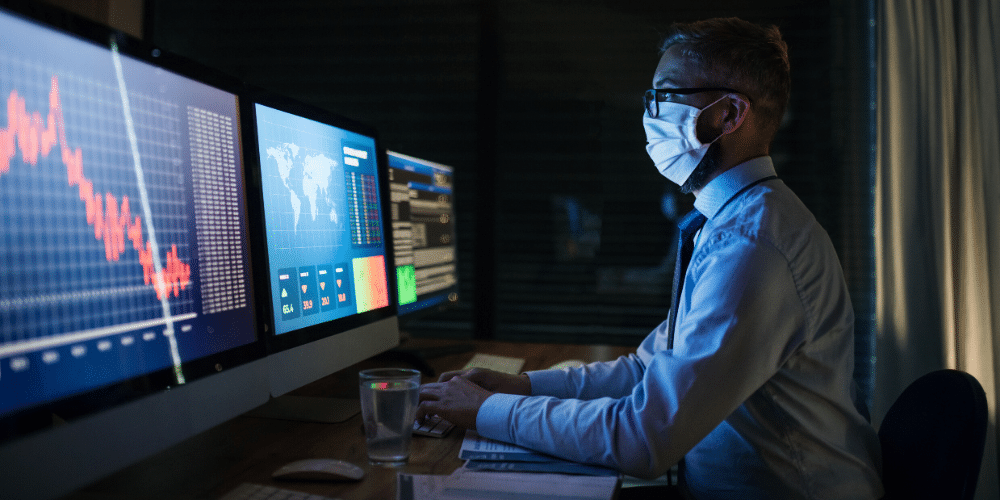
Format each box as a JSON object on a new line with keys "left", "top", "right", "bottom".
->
{"left": 398, "top": 469, "right": 619, "bottom": 500}
{"left": 458, "top": 430, "right": 618, "bottom": 476}
{"left": 397, "top": 430, "right": 620, "bottom": 500}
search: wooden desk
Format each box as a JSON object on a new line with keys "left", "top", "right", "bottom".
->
{"left": 64, "top": 340, "right": 634, "bottom": 500}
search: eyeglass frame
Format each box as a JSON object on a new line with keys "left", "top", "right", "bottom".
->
{"left": 643, "top": 88, "right": 750, "bottom": 118}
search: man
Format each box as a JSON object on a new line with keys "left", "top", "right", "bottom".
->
{"left": 418, "top": 17, "right": 883, "bottom": 499}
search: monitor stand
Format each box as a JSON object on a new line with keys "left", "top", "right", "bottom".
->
{"left": 245, "top": 395, "right": 360, "bottom": 424}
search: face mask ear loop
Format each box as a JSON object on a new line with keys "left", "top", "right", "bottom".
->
{"left": 697, "top": 95, "right": 732, "bottom": 146}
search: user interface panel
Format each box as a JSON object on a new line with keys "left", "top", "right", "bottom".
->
{"left": 387, "top": 151, "right": 458, "bottom": 316}
{"left": 253, "top": 103, "right": 391, "bottom": 335}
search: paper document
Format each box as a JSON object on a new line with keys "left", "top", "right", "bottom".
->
{"left": 459, "top": 430, "right": 551, "bottom": 461}
{"left": 398, "top": 469, "right": 619, "bottom": 500}
{"left": 459, "top": 430, "right": 617, "bottom": 476}
{"left": 464, "top": 459, "right": 618, "bottom": 476}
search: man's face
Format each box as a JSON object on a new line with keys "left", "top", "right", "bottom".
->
{"left": 651, "top": 44, "right": 725, "bottom": 194}
{"left": 652, "top": 44, "right": 721, "bottom": 145}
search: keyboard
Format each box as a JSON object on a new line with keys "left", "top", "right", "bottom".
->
{"left": 413, "top": 413, "right": 455, "bottom": 438}
{"left": 219, "top": 482, "right": 342, "bottom": 500}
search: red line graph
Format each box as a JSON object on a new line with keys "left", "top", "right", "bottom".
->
{"left": 0, "top": 76, "right": 191, "bottom": 300}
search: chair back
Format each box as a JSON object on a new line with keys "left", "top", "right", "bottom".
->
{"left": 878, "top": 369, "right": 988, "bottom": 500}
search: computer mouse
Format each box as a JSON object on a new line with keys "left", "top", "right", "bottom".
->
{"left": 272, "top": 458, "right": 365, "bottom": 481}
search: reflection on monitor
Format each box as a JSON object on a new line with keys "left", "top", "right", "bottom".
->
{"left": 0, "top": 5, "right": 264, "bottom": 500}
{"left": 246, "top": 97, "right": 397, "bottom": 407}
{"left": 387, "top": 151, "right": 459, "bottom": 320}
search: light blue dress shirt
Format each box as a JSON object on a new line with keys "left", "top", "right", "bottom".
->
{"left": 477, "top": 157, "right": 884, "bottom": 499}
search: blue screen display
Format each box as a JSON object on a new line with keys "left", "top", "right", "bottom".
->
{"left": 253, "top": 104, "right": 390, "bottom": 335}
{"left": 0, "top": 10, "right": 256, "bottom": 417}
{"left": 386, "top": 151, "right": 458, "bottom": 317}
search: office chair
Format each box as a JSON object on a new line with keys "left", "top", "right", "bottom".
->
{"left": 878, "top": 369, "right": 988, "bottom": 500}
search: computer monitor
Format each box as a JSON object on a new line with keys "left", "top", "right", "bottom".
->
{"left": 0, "top": 4, "right": 266, "bottom": 500}
{"left": 242, "top": 92, "right": 398, "bottom": 420}
{"left": 386, "top": 151, "right": 459, "bottom": 323}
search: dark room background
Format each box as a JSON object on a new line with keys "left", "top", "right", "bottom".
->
{"left": 148, "top": 0, "right": 874, "bottom": 374}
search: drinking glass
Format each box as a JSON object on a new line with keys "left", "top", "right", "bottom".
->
{"left": 358, "top": 368, "right": 421, "bottom": 466}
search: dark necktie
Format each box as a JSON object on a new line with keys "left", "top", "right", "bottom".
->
{"left": 667, "top": 209, "right": 707, "bottom": 350}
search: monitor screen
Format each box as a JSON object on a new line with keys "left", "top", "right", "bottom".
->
{"left": 0, "top": 2, "right": 258, "bottom": 433}
{"left": 0, "top": 4, "right": 265, "bottom": 499}
{"left": 254, "top": 103, "right": 390, "bottom": 335}
{"left": 386, "top": 151, "right": 459, "bottom": 318}
{"left": 245, "top": 95, "right": 397, "bottom": 399}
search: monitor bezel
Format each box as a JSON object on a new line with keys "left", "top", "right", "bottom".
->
{"left": 0, "top": 3, "right": 271, "bottom": 500}
{"left": 240, "top": 88, "right": 399, "bottom": 361}
{"left": 385, "top": 150, "right": 461, "bottom": 324}
{"left": 0, "top": 1, "right": 265, "bottom": 443}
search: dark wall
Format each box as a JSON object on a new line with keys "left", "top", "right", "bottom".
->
{"left": 150, "top": 0, "right": 872, "bottom": 349}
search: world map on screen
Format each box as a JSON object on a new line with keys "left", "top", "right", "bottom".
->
{"left": 265, "top": 142, "right": 339, "bottom": 233}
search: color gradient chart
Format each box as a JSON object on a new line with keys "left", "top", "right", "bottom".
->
{"left": 353, "top": 255, "right": 389, "bottom": 313}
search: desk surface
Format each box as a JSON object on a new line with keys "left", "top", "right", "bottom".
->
{"left": 64, "top": 339, "right": 634, "bottom": 500}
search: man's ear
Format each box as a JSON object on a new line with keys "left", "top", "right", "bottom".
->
{"left": 721, "top": 94, "right": 751, "bottom": 134}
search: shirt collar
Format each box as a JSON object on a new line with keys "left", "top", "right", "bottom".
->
{"left": 693, "top": 156, "right": 777, "bottom": 219}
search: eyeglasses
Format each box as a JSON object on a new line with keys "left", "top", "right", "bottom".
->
{"left": 643, "top": 87, "right": 744, "bottom": 118}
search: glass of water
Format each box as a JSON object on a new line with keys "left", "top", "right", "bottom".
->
{"left": 358, "top": 368, "right": 421, "bottom": 466}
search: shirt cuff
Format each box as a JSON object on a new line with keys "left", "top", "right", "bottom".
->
{"left": 476, "top": 392, "right": 523, "bottom": 443}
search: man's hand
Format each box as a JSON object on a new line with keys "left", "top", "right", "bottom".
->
{"left": 436, "top": 368, "right": 532, "bottom": 396}
{"left": 416, "top": 368, "right": 532, "bottom": 430}
{"left": 416, "top": 376, "right": 492, "bottom": 430}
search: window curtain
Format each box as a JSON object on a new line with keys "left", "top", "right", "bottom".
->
{"left": 875, "top": 1, "right": 999, "bottom": 498}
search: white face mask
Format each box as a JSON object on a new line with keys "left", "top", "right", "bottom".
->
{"left": 643, "top": 96, "right": 728, "bottom": 186}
